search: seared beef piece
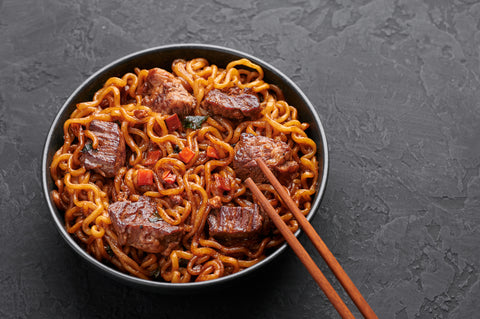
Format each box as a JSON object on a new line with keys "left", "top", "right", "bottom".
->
{"left": 208, "top": 204, "right": 265, "bottom": 247}
{"left": 81, "top": 120, "right": 126, "bottom": 178}
{"left": 202, "top": 87, "right": 261, "bottom": 120}
{"left": 233, "top": 133, "right": 299, "bottom": 183}
{"left": 108, "top": 196, "right": 184, "bottom": 255}
{"left": 139, "top": 68, "right": 195, "bottom": 116}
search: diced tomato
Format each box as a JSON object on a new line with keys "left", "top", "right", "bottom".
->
{"left": 144, "top": 150, "right": 162, "bottom": 166}
{"left": 215, "top": 174, "right": 231, "bottom": 191}
{"left": 219, "top": 178, "right": 231, "bottom": 191}
{"left": 165, "top": 114, "right": 181, "bottom": 131}
{"left": 178, "top": 147, "right": 195, "bottom": 164}
{"left": 162, "top": 170, "right": 176, "bottom": 184}
{"left": 137, "top": 169, "right": 154, "bottom": 186}
{"left": 206, "top": 146, "right": 219, "bottom": 159}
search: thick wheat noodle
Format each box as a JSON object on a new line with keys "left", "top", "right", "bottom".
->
{"left": 50, "top": 57, "right": 319, "bottom": 283}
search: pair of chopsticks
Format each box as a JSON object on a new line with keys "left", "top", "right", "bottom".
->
{"left": 245, "top": 159, "right": 377, "bottom": 319}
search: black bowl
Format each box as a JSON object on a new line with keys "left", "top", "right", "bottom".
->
{"left": 41, "top": 44, "right": 329, "bottom": 292}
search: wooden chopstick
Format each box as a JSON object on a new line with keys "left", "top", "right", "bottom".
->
{"left": 246, "top": 158, "right": 378, "bottom": 319}
{"left": 245, "top": 177, "right": 354, "bottom": 318}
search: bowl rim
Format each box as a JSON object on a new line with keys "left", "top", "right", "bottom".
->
{"left": 41, "top": 43, "right": 329, "bottom": 290}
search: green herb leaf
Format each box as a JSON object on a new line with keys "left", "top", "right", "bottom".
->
{"left": 149, "top": 216, "right": 162, "bottom": 223}
{"left": 104, "top": 245, "right": 114, "bottom": 257}
{"left": 82, "top": 142, "right": 93, "bottom": 152}
{"left": 182, "top": 116, "right": 209, "bottom": 130}
{"left": 152, "top": 268, "right": 161, "bottom": 279}
{"left": 149, "top": 210, "right": 163, "bottom": 223}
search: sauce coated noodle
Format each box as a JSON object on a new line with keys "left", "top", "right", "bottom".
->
{"left": 50, "top": 57, "right": 319, "bottom": 283}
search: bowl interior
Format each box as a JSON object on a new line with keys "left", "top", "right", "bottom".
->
{"left": 42, "top": 44, "right": 329, "bottom": 291}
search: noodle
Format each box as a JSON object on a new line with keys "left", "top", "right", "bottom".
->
{"left": 50, "top": 57, "right": 319, "bottom": 282}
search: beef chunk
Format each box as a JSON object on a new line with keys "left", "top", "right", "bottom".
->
{"left": 233, "top": 133, "right": 299, "bottom": 183}
{"left": 108, "top": 196, "right": 184, "bottom": 255}
{"left": 81, "top": 120, "right": 126, "bottom": 178}
{"left": 202, "top": 87, "right": 261, "bottom": 120}
{"left": 139, "top": 68, "right": 195, "bottom": 116}
{"left": 208, "top": 205, "right": 265, "bottom": 247}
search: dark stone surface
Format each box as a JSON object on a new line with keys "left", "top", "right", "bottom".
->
{"left": 1, "top": 0, "right": 479, "bottom": 318}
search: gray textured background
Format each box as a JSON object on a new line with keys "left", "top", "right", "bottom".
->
{"left": 1, "top": 0, "right": 479, "bottom": 318}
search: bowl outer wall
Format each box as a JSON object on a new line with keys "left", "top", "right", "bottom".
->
{"left": 41, "top": 43, "right": 329, "bottom": 292}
